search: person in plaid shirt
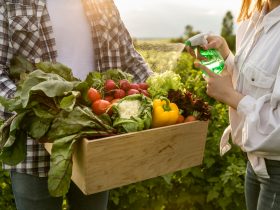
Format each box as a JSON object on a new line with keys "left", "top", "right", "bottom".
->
{"left": 0, "top": 0, "right": 152, "bottom": 209}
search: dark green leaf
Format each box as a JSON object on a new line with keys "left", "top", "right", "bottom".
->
{"left": 32, "top": 105, "right": 55, "bottom": 119}
{"left": 26, "top": 116, "right": 52, "bottom": 140}
{"left": 0, "top": 130, "right": 27, "bottom": 165}
{"left": 9, "top": 56, "right": 34, "bottom": 80}
{"left": 20, "top": 70, "right": 74, "bottom": 108}
{"left": 35, "top": 62, "right": 77, "bottom": 81}
{"left": 48, "top": 135, "right": 77, "bottom": 197}
{"left": 47, "top": 106, "right": 114, "bottom": 140}
{"left": 59, "top": 91, "right": 80, "bottom": 112}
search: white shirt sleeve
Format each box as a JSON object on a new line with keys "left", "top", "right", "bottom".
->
{"left": 237, "top": 90, "right": 280, "bottom": 155}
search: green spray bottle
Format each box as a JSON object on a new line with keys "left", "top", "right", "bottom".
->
{"left": 185, "top": 33, "right": 224, "bottom": 74}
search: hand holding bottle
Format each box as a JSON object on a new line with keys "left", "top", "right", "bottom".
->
{"left": 202, "top": 34, "right": 231, "bottom": 61}
{"left": 194, "top": 62, "right": 244, "bottom": 109}
{"left": 185, "top": 33, "right": 231, "bottom": 74}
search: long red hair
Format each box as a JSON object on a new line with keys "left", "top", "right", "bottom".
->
{"left": 237, "top": 0, "right": 265, "bottom": 22}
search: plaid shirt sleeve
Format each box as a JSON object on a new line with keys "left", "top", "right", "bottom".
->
{"left": 84, "top": 0, "right": 153, "bottom": 83}
{"left": 0, "top": 2, "right": 17, "bottom": 120}
{"left": 0, "top": 1, "right": 51, "bottom": 177}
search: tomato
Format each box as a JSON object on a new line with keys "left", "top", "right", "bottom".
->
{"left": 87, "top": 88, "right": 101, "bottom": 102}
{"left": 176, "top": 114, "right": 185, "bottom": 124}
{"left": 91, "top": 99, "right": 111, "bottom": 115}
{"left": 184, "top": 115, "right": 197, "bottom": 122}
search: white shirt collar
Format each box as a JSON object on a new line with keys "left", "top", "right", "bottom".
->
{"left": 253, "top": 3, "right": 280, "bottom": 33}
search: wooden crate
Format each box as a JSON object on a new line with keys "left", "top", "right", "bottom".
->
{"left": 45, "top": 120, "right": 208, "bottom": 195}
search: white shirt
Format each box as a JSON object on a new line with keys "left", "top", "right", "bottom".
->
{"left": 47, "top": 0, "right": 95, "bottom": 80}
{"left": 221, "top": 3, "right": 280, "bottom": 178}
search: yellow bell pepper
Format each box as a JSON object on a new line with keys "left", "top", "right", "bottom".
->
{"left": 152, "top": 98, "right": 179, "bottom": 128}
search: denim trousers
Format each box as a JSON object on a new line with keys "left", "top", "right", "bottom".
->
{"left": 10, "top": 171, "right": 109, "bottom": 210}
{"left": 245, "top": 159, "right": 280, "bottom": 210}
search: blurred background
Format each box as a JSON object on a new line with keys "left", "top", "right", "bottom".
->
{"left": 115, "top": 0, "right": 242, "bottom": 39}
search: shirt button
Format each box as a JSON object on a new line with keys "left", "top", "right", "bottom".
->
{"left": 251, "top": 78, "right": 255, "bottom": 82}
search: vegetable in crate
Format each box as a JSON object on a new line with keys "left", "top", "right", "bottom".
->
{"left": 0, "top": 58, "right": 117, "bottom": 197}
{"left": 146, "top": 70, "right": 185, "bottom": 98}
{"left": 152, "top": 97, "right": 180, "bottom": 128}
{"left": 168, "top": 89, "right": 211, "bottom": 121}
{"left": 110, "top": 94, "right": 153, "bottom": 133}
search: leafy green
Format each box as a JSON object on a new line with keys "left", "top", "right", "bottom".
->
{"left": 146, "top": 70, "right": 185, "bottom": 98}
{"left": 48, "top": 134, "right": 78, "bottom": 197}
{"left": 9, "top": 56, "right": 34, "bottom": 80}
{"left": 0, "top": 57, "right": 117, "bottom": 197}
{"left": 35, "top": 61, "right": 77, "bottom": 82}
{"left": 111, "top": 94, "right": 153, "bottom": 133}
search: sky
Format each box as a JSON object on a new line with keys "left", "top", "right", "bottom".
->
{"left": 114, "top": 0, "right": 242, "bottom": 39}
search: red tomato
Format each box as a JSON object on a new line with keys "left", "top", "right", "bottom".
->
{"left": 184, "top": 115, "right": 197, "bottom": 122}
{"left": 87, "top": 88, "right": 101, "bottom": 102}
{"left": 92, "top": 99, "right": 111, "bottom": 115}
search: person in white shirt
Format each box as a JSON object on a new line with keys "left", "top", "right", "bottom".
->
{"left": 187, "top": 0, "right": 280, "bottom": 209}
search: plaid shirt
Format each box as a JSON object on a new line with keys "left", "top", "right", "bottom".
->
{"left": 0, "top": 0, "right": 152, "bottom": 177}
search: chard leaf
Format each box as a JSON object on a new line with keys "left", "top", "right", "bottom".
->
{"left": 59, "top": 91, "right": 80, "bottom": 112}
{"left": 20, "top": 70, "right": 74, "bottom": 108}
{"left": 28, "top": 80, "right": 73, "bottom": 100}
{"left": 0, "top": 130, "right": 27, "bottom": 165}
{"left": 9, "top": 56, "right": 34, "bottom": 80}
{"left": 0, "top": 116, "right": 15, "bottom": 149}
{"left": 32, "top": 105, "right": 55, "bottom": 119}
{"left": 47, "top": 106, "right": 114, "bottom": 140}
{"left": 0, "top": 96, "right": 22, "bottom": 112}
{"left": 26, "top": 116, "right": 52, "bottom": 140}
{"left": 35, "top": 62, "right": 77, "bottom": 82}
{"left": 4, "top": 112, "right": 28, "bottom": 148}
{"left": 47, "top": 107, "right": 98, "bottom": 140}
{"left": 48, "top": 135, "right": 77, "bottom": 197}
{"left": 73, "top": 81, "right": 91, "bottom": 104}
